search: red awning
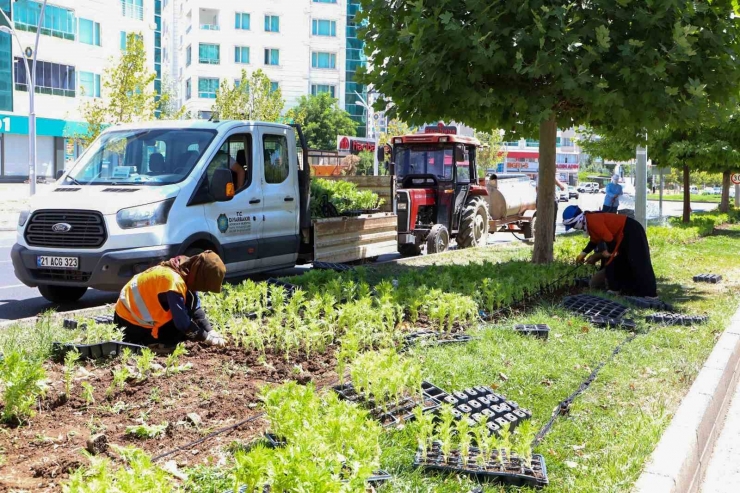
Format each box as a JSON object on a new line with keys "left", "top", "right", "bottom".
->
{"left": 505, "top": 151, "right": 539, "bottom": 159}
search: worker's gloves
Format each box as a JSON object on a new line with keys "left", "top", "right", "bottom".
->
{"left": 576, "top": 252, "right": 587, "bottom": 264}
{"left": 203, "top": 330, "right": 226, "bottom": 347}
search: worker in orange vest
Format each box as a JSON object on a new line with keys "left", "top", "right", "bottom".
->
{"left": 114, "top": 251, "right": 227, "bottom": 346}
{"left": 563, "top": 206, "right": 657, "bottom": 297}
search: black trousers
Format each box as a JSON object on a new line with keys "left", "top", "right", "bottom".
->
{"left": 114, "top": 308, "right": 211, "bottom": 346}
{"left": 604, "top": 218, "right": 657, "bottom": 297}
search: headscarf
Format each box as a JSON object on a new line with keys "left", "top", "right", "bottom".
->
{"left": 161, "top": 251, "right": 226, "bottom": 293}
{"left": 563, "top": 205, "right": 587, "bottom": 232}
{"left": 612, "top": 174, "right": 620, "bottom": 184}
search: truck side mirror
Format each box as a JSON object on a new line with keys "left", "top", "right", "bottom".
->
{"left": 56, "top": 170, "right": 64, "bottom": 180}
{"left": 210, "top": 168, "right": 235, "bottom": 202}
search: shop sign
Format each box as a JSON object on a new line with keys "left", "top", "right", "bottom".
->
{"left": 337, "top": 135, "right": 377, "bottom": 154}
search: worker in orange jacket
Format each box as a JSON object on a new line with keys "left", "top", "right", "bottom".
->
{"left": 114, "top": 251, "right": 227, "bottom": 346}
{"left": 562, "top": 206, "right": 657, "bottom": 297}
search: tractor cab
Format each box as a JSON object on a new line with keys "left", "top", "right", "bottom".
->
{"left": 392, "top": 133, "right": 490, "bottom": 256}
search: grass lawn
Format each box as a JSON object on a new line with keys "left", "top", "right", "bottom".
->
{"left": 647, "top": 193, "right": 722, "bottom": 203}
{"left": 1, "top": 214, "right": 738, "bottom": 492}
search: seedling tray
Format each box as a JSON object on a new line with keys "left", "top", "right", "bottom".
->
{"left": 333, "top": 382, "right": 439, "bottom": 427}
{"left": 574, "top": 277, "right": 591, "bottom": 288}
{"left": 265, "top": 278, "right": 299, "bottom": 296}
{"left": 562, "top": 294, "right": 629, "bottom": 320}
{"left": 646, "top": 312, "right": 708, "bottom": 326}
{"left": 513, "top": 324, "right": 550, "bottom": 339}
{"left": 590, "top": 317, "right": 637, "bottom": 330}
{"left": 623, "top": 296, "right": 674, "bottom": 311}
{"left": 52, "top": 341, "right": 145, "bottom": 361}
{"left": 63, "top": 314, "right": 116, "bottom": 330}
{"left": 414, "top": 441, "right": 548, "bottom": 489}
{"left": 229, "top": 469, "right": 391, "bottom": 493}
{"left": 403, "top": 330, "right": 476, "bottom": 348}
{"left": 693, "top": 274, "right": 722, "bottom": 284}
{"left": 312, "top": 261, "right": 355, "bottom": 272}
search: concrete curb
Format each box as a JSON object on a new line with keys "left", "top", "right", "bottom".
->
{"left": 0, "top": 303, "right": 114, "bottom": 330}
{"left": 633, "top": 306, "right": 740, "bottom": 493}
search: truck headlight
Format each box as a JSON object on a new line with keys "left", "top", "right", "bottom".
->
{"left": 116, "top": 199, "right": 175, "bottom": 229}
{"left": 18, "top": 210, "right": 30, "bottom": 227}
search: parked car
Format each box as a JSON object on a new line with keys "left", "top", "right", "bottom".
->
{"left": 578, "top": 183, "right": 598, "bottom": 194}
{"left": 690, "top": 186, "right": 699, "bottom": 194}
{"left": 568, "top": 186, "right": 579, "bottom": 199}
{"left": 558, "top": 188, "right": 569, "bottom": 202}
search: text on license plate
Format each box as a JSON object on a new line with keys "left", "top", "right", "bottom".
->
{"left": 37, "top": 256, "right": 79, "bottom": 269}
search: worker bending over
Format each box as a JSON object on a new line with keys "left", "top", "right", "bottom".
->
{"left": 115, "top": 251, "right": 227, "bottom": 346}
{"left": 562, "top": 206, "right": 657, "bottom": 297}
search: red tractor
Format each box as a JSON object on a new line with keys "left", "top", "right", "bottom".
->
{"left": 392, "top": 132, "right": 490, "bottom": 256}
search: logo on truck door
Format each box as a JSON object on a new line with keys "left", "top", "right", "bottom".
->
{"left": 217, "top": 212, "right": 252, "bottom": 235}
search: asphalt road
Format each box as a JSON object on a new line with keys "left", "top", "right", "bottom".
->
{"left": 0, "top": 195, "right": 718, "bottom": 322}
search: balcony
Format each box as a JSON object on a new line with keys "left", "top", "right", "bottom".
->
{"left": 199, "top": 8, "right": 219, "bottom": 31}
{"left": 121, "top": 1, "right": 144, "bottom": 21}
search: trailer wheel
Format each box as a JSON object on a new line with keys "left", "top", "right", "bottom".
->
{"left": 398, "top": 244, "right": 421, "bottom": 257}
{"left": 522, "top": 215, "right": 536, "bottom": 240}
{"left": 458, "top": 197, "right": 489, "bottom": 248}
{"left": 426, "top": 224, "right": 450, "bottom": 254}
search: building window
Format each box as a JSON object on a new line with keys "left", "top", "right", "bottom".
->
{"left": 312, "top": 19, "right": 336, "bottom": 37}
{"left": 185, "top": 78, "right": 191, "bottom": 100}
{"left": 121, "top": 0, "right": 144, "bottom": 21}
{"left": 264, "top": 49, "right": 279, "bottom": 66}
{"left": 312, "top": 52, "right": 336, "bottom": 69}
{"left": 235, "top": 46, "right": 250, "bottom": 64}
{"left": 78, "top": 19, "right": 101, "bottom": 46}
{"left": 264, "top": 15, "right": 279, "bottom": 33}
{"left": 311, "top": 84, "right": 336, "bottom": 98}
{"left": 235, "top": 12, "right": 250, "bottom": 30}
{"left": 186, "top": 45, "right": 192, "bottom": 66}
{"left": 14, "top": 1, "right": 76, "bottom": 41}
{"left": 199, "top": 43, "right": 220, "bottom": 64}
{"left": 79, "top": 71, "right": 101, "bottom": 97}
{"left": 270, "top": 81, "right": 279, "bottom": 93}
{"left": 313, "top": 0, "right": 338, "bottom": 3}
{"left": 14, "top": 58, "right": 76, "bottom": 97}
{"left": 198, "top": 77, "right": 219, "bottom": 99}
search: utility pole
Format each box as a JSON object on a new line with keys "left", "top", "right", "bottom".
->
{"left": 635, "top": 145, "right": 648, "bottom": 229}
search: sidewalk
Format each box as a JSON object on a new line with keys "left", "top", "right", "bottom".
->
{"left": 0, "top": 183, "right": 55, "bottom": 231}
{"left": 699, "top": 372, "right": 740, "bottom": 492}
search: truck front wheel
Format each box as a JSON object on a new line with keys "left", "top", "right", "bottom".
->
{"left": 426, "top": 225, "right": 450, "bottom": 254}
{"left": 458, "top": 197, "right": 489, "bottom": 248}
{"left": 38, "top": 285, "right": 87, "bottom": 304}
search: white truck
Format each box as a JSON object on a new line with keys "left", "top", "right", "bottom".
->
{"left": 12, "top": 121, "right": 397, "bottom": 303}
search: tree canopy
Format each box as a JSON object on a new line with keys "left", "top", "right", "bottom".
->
{"left": 359, "top": 0, "right": 740, "bottom": 262}
{"left": 212, "top": 69, "right": 284, "bottom": 122}
{"left": 286, "top": 93, "right": 357, "bottom": 150}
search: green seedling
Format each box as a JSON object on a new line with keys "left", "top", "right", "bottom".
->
{"left": 134, "top": 348, "right": 155, "bottom": 379}
{"left": 437, "top": 404, "right": 456, "bottom": 463}
{"left": 456, "top": 417, "right": 472, "bottom": 467}
{"left": 472, "top": 418, "right": 490, "bottom": 466}
{"left": 414, "top": 406, "right": 435, "bottom": 460}
{"left": 125, "top": 421, "right": 168, "bottom": 439}
{"left": 81, "top": 381, "right": 95, "bottom": 406}
{"left": 233, "top": 443, "right": 272, "bottom": 493}
{"left": 120, "top": 347, "right": 133, "bottom": 364}
{"left": 63, "top": 349, "right": 81, "bottom": 399}
{"left": 164, "top": 343, "right": 189, "bottom": 375}
{"left": 0, "top": 352, "right": 46, "bottom": 424}
{"left": 108, "top": 365, "right": 131, "bottom": 397}
{"left": 513, "top": 420, "right": 536, "bottom": 468}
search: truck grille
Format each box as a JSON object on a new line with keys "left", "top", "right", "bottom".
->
{"left": 33, "top": 269, "right": 91, "bottom": 283}
{"left": 25, "top": 210, "right": 107, "bottom": 249}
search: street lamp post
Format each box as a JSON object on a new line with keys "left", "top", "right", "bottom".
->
{"left": 0, "top": 0, "right": 48, "bottom": 195}
{"left": 354, "top": 92, "right": 378, "bottom": 176}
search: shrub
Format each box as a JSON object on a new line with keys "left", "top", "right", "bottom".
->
{"left": 0, "top": 352, "right": 46, "bottom": 424}
{"left": 310, "top": 178, "right": 383, "bottom": 218}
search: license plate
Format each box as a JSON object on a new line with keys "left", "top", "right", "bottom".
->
{"left": 37, "top": 256, "right": 79, "bottom": 269}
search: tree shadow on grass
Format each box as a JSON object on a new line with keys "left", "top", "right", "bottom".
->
{"left": 656, "top": 280, "right": 707, "bottom": 306}
{"left": 711, "top": 228, "right": 740, "bottom": 239}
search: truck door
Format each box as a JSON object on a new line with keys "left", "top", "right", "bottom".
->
{"left": 201, "top": 131, "right": 264, "bottom": 274}
{"left": 257, "top": 125, "right": 300, "bottom": 269}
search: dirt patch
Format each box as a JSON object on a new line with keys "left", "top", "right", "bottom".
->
{"left": 0, "top": 341, "right": 337, "bottom": 492}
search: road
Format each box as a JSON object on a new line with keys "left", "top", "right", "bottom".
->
{"left": 0, "top": 195, "right": 718, "bottom": 322}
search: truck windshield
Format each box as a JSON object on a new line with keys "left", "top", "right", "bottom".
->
{"left": 64, "top": 129, "right": 217, "bottom": 186}
{"left": 394, "top": 144, "right": 454, "bottom": 181}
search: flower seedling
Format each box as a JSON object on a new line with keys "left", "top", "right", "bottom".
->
{"left": 437, "top": 404, "right": 456, "bottom": 463}
{"left": 472, "top": 418, "right": 490, "bottom": 466}
{"left": 125, "top": 421, "right": 168, "bottom": 439}
{"left": 134, "top": 348, "right": 155, "bottom": 380}
{"left": 414, "top": 406, "right": 435, "bottom": 460}
{"left": 63, "top": 349, "right": 81, "bottom": 400}
{"left": 81, "top": 382, "right": 95, "bottom": 407}
{"left": 164, "top": 343, "right": 189, "bottom": 375}
{"left": 456, "top": 417, "right": 472, "bottom": 467}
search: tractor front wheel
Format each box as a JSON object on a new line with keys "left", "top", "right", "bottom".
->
{"left": 398, "top": 244, "right": 422, "bottom": 257}
{"left": 426, "top": 225, "right": 450, "bottom": 254}
{"left": 458, "top": 197, "right": 489, "bottom": 248}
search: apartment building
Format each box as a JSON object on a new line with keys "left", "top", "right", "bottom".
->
{"left": 0, "top": 0, "right": 161, "bottom": 182}
{"left": 163, "top": 0, "right": 368, "bottom": 136}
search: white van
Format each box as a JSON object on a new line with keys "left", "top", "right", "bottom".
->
{"left": 12, "top": 121, "right": 396, "bottom": 303}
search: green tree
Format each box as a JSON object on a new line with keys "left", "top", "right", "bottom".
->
{"left": 379, "top": 120, "right": 412, "bottom": 147}
{"left": 359, "top": 0, "right": 740, "bottom": 263}
{"left": 475, "top": 130, "right": 506, "bottom": 178}
{"left": 157, "top": 74, "right": 187, "bottom": 120}
{"left": 211, "top": 69, "right": 284, "bottom": 121}
{"left": 77, "top": 33, "right": 159, "bottom": 146}
{"left": 286, "top": 93, "right": 356, "bottom": 150}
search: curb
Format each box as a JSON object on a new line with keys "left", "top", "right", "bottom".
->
{"left": 0, "top": 304, "right": 114, "bottom": 330}
{"left": 633, "top": 306, "right": 740, "bottom": 493}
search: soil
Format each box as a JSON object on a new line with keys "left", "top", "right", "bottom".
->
{"left": 0, "top": 341, "right": 338, "bottom": 492}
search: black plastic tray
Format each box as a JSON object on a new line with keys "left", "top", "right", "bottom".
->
{"left": 333, "top": 382, "right": 439, "bottom": 427}
{"left": 312, "top": 261, "right": 355, "bottom": 272}
{"left": 563, "top": 294, "right": 629, "bottom": 320}
{"left": 693, "top": 274, "right": 722, "bottom": 284}
{"left": 403, "top": 331, "right": 476, "bottom": 349}
{"left": 265, "top": 278, "right": 299, "bottom": 296}
{"left": 623, "top": 296, "right": 674, "bottom": 311}
{"left": 63, "top": 314, "right": 116, "bottom": 330}
{"left": 646, "top": 313, "right": 708, "bottom": 326}
{"left": 414, "top": 442, "right": 549, "bottom": 489}
{"left": 52, "top": 341, "right": 145, "bottom": 361}
{"left": 590, "top": 317, "right": 637, "bottom": 330}
{"left": 513, "top": 324, "right": 550, "bottom": 339}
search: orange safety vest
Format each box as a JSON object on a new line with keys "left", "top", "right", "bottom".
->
{"left": 115, "top": 266, "right": 188, "bottom": 339}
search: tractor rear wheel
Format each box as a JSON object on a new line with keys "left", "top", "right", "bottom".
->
{"left": 426, "top": 225, "right": 450, "bottom": 254}
{"left": 522, "top": 214, "right": 537, "bottom": 240}
{"left": 398, "top": 244, "right": 422, "bottom": 257}
{"left": 458, "top": 197, "right": 489, "bottom": 248}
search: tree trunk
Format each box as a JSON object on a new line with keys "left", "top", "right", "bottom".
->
{"left": 682, "top": 164, "right": 691, "bottom": 223}
{"left": 533, "top": 117, "right": 557, "bottom": 264}
{"left": 720, "top": 170, "right": 731, "bottom": 213}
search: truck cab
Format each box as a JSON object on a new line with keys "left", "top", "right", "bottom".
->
{"left": 12, "top": 120, "right": 303, "bottom": 303}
